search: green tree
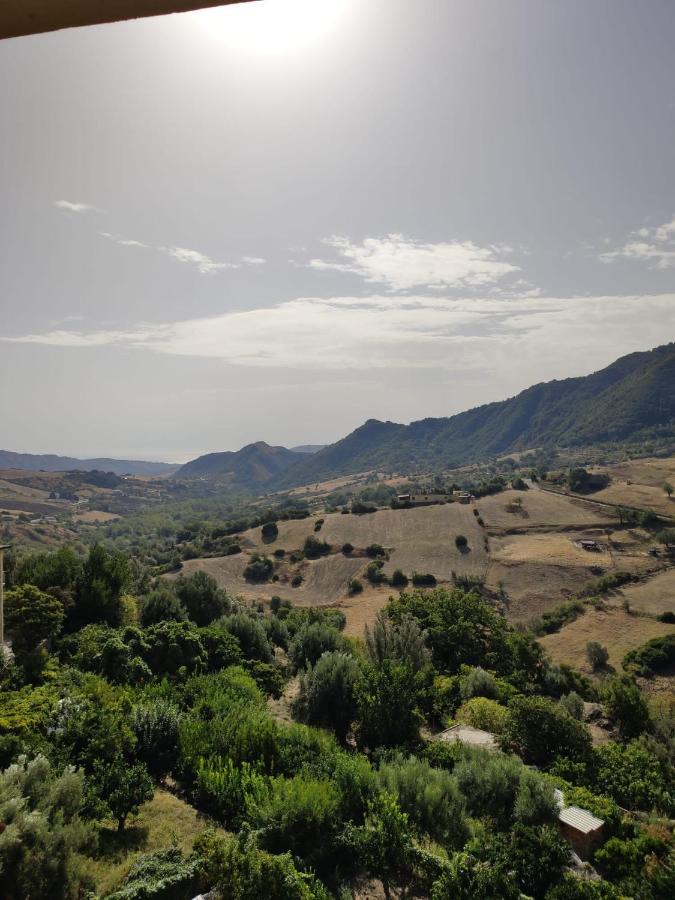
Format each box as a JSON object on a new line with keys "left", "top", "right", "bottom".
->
{"left": 664, "top": 482, "right": 674, "bottom": 499}
{"left": 293, "top": 651, "right": 360, "bottom": 744}
{"left": 140, "top": 584, "right": 187, "bottom": 625}
{"left": 0, "top": 755, "right": 94, "bottom": 900}
{"left": 175, "top": 570, "right": 230, "bottom": 625}
{"left": 604, "top": 676, "right": 651, "bottom": 740}
{"left": 431, "top": 851, "right": 520, "bottom": 899}
{"left": 71, "top": 544, "right": 130, "bottom": 628}
{"left": 5, "top": 584, "right": 65, "bottom": 679}
{"left": 656, "top": 527, "right": 675, "bottom": 548}
{"left": 132, "top": 697, "right": 181, "bottom": 780}
{"left": 471, "top": 823, "right": 569, "bottom": 898}
{"left": 222, "top": 613, "right": 273, "bottom": 663}
{"left": 593, "top": 740, "right": 666, "bottom": 811}
{"left": 501, "top": 695, "right": 592, "bottom": 767}
{"left": 261, "top": 521, "right": 279, "bottom": 541}
{"left": 365, "top": 610, "right": 431, "bottom": 670}
{"left": 346, "top": 792, "right": 416, "bottom": 900}
{"left": 288, "top": 622, "right": 345, "bottom": 672}
{"left": 586, "top": 641, "right": 609, "bottom": 671}
{"left": 355, "top": 661, "right": 422, "bottom": 750}
{"left": 91, "top": 757, "right": 154, "bottom": 831}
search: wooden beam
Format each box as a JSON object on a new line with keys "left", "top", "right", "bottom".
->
{"left": 0, "top": 1, "right": 258, "bottom": 41}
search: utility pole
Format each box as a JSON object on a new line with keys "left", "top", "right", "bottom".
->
{"left": 0, "top": 544, "right": 9, "bottom": 648}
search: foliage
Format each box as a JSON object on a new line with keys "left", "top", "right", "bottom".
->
{"left": 288, "top": 622, "right": 345, "bottom": 672}
{"left": 70, "top": 544, "right": 131, "bottom": 629}
{"left": 587, "top": 641, "right": 609, "bottom": 671}
{"left": 455, "top": 697, "right": 509, "bottom": 733}
{"left": 243, "top": 553, "right": 274, "bottom": 582}
{"left": 132, "top": 697, "right": 181, "bottom": 780}
{"left": 355, "top": 661, "right": 422, "bottom": 750}
{"left": 0, "top": 755, "right": 94, "bottom": 900}
{"left": 593, "top": 740, "right": 671, "bottom": 812}
{"left": 411, "top": 572, "right": 437, "bottom": 587}
{"left": 261, "top": 521, "right": 279, "bottom": 540}
{"left": 174, "top": 570, "right": 231, "bottom": 625}
{"left": 390, "top": 568, "right": 409, "bottom": 587}
{"left": 559, "top": 691, "right": 584, "bottom": 720}
{"left": 500, "top": 695, "right": 592, "bottom": 767}
{"left": 603, "top": 676, "right": 652, "bottom": 740}
{"left": 221, "top": 613, "right": 273, "bottom": 663}
{"left": 293, "top": 651, "right": 360, "bottom": 744}
{"left": 140, "top": 584, "right": 188, "bottom": 626}
{"left": 530, "top": 600, "right": 585, "bottom": 636}
{"left": 108, "top": 846, "right": 198, "bottom": 900}
{"left": 364, "top": 611, "right": 431, "bottom": 670}
{"left": 623, "top": 634, "right": 675, "bottom": 677}
{"left": 303, "top": 536, "right": 331, "bottom": 559}
{"left": 454, "top": 535, "right": 468, "bottom": 549}
{"left": 90, "top": 757, "right": 154, "bottom": 831}
{"left": 5, "top": 584, "right": 65, "bottom": 679}
{"left": 458, "top": 666, "right": 501, "bottom": 702}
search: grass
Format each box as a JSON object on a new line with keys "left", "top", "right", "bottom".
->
{"left": 79, "top": 788, "right": 215, "bottom": 897}
{"left": 539, "top": 606, "right": 675, "bottom": 675}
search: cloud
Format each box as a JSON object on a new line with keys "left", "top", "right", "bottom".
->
{"left": 308, "top": 234, "right": 519, "bottom": 291}
{"left": 100, "top": 232, "right": 265, "bottom": 274}
{"left": 54, "top": 200, "right": 99, "bottom": 213}
{"left": 7, "top": 292, "right": 675, "bottom": 377}
{"left": 600, "top": 215, "right": 675, "bottom": 269}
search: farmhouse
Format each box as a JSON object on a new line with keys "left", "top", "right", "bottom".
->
{"left": 396, "top": 493, "right": 447, "bottom": 506}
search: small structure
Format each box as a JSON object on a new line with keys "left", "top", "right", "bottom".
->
{"left": 396, "top": 493, "right": 447, "bottom": 506}
{"left": 555, "top": 789, "right": 604, "bottom": 859}
{"left": 578, "top": 539, "right": 600, "bottom": 552}
{"left": 433, "top": 724, "right": 498, "bottom": 751}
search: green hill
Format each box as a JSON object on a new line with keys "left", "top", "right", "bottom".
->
{"left": 278, "top": 342, "right": 675, "bottom": 484}
{"left": 177, "top": 441, "right": 302, "bottom": 487}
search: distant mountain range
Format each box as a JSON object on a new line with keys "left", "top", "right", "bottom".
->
{"left": 178, "top": 342, "right": 675, "bottom": 489}
{"left": 0, "top": 450, "right": 177, "bottom": 477}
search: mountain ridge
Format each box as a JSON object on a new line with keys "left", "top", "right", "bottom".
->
{"left": 0, "top": 450, "right": 177, "bottom": 477}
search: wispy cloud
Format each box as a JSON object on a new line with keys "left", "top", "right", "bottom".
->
{"left": 54, "top": 200, "right": 100, "bottom": 213}
{"left": 600, "top": 215, "right": 675, "bottom": 269}
{"left": 7, "top": 292, "right": 674, "bottom": 376}
{"left": 100, "top": 232, "right": 264, "bottom": 274}
{"left": 308, "top": 234, "right": 519, "bottom": 291}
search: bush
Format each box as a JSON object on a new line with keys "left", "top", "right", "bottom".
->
{"left": 559, "top": 691, "right": 584, "bottom": 720}
{"left": 603, "top": 676, "right": 651, "bottom": 739}
{"left": 390, "top": 569, "right": 409, "bottom": 588}
{"left": 140, "top": 585, "right": 187, "bottom": 626}
{"left": 586, "top": 641, "right": 609, "bottom": 671}
{"left": 261, "top": 521, "right": 279, "bottom": 540}
{"left": 501, "top": 695, "right": 592, "bottom": 767}
{"left": 366, "top": 560, "right": 388, "bottom": 584}
{"left": 458, "top": 666, "right": 500, "bottom": 701}
{"left": 132, "top": 697, "right": 181, "bottom": 779}
{"left": 291, "top": 574, "right": 303, "bottom": 587}
{"left": 366, "top": 543, "right": 386, "bottom": 558}
{"left": 365, "top": 611, "right": 431, "bottom": 670}
{"left": 175, "top": 570, "right": 231, "bottom": 625}
{"left": 341, "top": 542, "right": 354, "bottom": 555}
{"left": 273, "top": 548, "right": 285, "bottom": 558}
{"left": 221, "top": 613, "right": 274, "bottom": 663}
{"left": 355, "top": 661, "right": 423, "bottom": 750}
{"left": 348, "top": 578, "right": 363, "bottom": 595}
{"left": 455, "top": 535, "right": 468, "bottom": 549}
{"left": 288, "top": 623, "right": 345, "bottom": 672}
{"left": 623, "top": 634, "right": 675, "bottom": 676}
{"left": 303, "top": 536, "right": 331, "bottom": 559}
{"left": 411, "top": 572, "right": 436, "bottom": 587}
{"left": 293, "top": 651, "right": 360, "bottom": 743}
{"left": 455, "top": 697, "right": 509, "bottom": 733}
{"left": 109, "top": 846, "right": 198, "bottom": 900}
{"left": 243, "top": 554, "right": 274, "bottom": 583}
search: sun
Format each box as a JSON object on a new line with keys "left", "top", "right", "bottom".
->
{"left": 190, "top": 0, "right": 354, "bottom": 57}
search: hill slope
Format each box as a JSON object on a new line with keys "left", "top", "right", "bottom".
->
{"left": 278, "top": 342, "right": 675, "bottom": 484}
{"left": 177, "top": 441, "right": 302, "bottom": 488}
{"left": 0, "top": 450, "right": 176, "bottom": 477}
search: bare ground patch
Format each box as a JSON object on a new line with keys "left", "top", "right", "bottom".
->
{"left": 477, "top": 489, "right": 613, "bottom": 530}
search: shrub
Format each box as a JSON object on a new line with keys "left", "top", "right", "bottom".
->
{"left": 243, "top": 554, "right": 274, "bottom": 583}
{"left": 411, "top": 572, "right": 436, "bottom": 587}
{"left": 293, "top": 651, "right": 360, "bottom": 743}
{"left": 559, "top": 691, "right": 584, "bottom": 720}
{"left": 623, "top": 634, "right": 675, "bottom": 676}
{"left": 530, "top": 600, "right": 585, "bottom": 636}
{"left": 341, "top": 542, "right": 354, "bottom": 555}
{"left": 273, "top": 548, "right": 285, "bottom": 558}
{"left": 303, "top": 536, "right": 331, "bottom": 559}
{"left": 458, "top": 666, "right": 500, "bottom": 701}
{"left": 261, "top": 521, "right": 279, "bottom": 540}
{"left": 140, "top": 585, "right": 187, "bottom": 626}
{"left": 221, "top": 613, "right": 273, "bottom": 663}
{"left": 175, "top": 570, "right": 231, "bottom": 625}
{"left": 390, "top": 569, "right": 409, "bottom": 588}
{"left": 455, "top": 535, "right": 468, "bottom": 549}
{"left": 456, "top": 696, "right": 509, "bottom": 733}
{"left": 501, "top": 695, "right": 592, "bottom": 767}
{"left": 348, "top": 578, "right": 363, "bottom": 595}
{"left": 586, "top": 641, "right": 610, "bottom": 671}
{"left": 365, "top": 611, "right": 431, "bottom": 670}
{"left": 132, "top": 697, "right": 181, "bottom": 779}
{"left": 291, "top": 574, "right": 303, "bottom": 587}
{"left": 288, "top": 623, "right": 345, "bottom": 672}
{"left": 355, "top": 661, "right": 423, "bottom": 750}
{"left": 366, "top": 560, "right": 388, "bottom": 584}
{"left": 108, "top": 847, "right": 198, "bottom": 900}
{"left": 603, "top": 676, "right": 651, "bottom": 739}
{"left": 366, "top": 543, "right": 386, "bottom": 558}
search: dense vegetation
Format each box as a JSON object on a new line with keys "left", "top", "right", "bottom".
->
{"left": 1, "top": 542, "right": 673, "bottom": 899}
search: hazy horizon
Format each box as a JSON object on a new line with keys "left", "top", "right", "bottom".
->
{"left": 2, "top": 0, "right": 675, "bottom": 461}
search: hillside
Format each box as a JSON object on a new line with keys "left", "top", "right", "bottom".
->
{"left": 276, "top": 342, "right": 675, "bottom": 485}
{"left": 0, "top": 450, "right": 176, "bottom": 477}
{"left": 176, "top": 440, "right": 302, "bottom": 487}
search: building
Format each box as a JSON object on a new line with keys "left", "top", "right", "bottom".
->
{"left": 396, "top": 493, "right": 447, "bottom": 506}
{"left": 433, "top": 724, "right": 498, "bottom": 751}
{"left": 578, "top": 539, "right": 600, "bottom": 552}
{"left": 555, "top": 789, "right": 604, "bottom": 859}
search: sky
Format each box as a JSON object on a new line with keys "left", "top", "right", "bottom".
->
{"left": 1, "top": 0, "right": 675, "bottom": 463}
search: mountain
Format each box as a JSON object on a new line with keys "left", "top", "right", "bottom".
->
{"left": 276, "top": 342, "right": 675, "bottom": 485}
{"left": 290, "top": 444, "right": 326, "bottom": 454}
{"left": 0, "top": 450, "right": 177, "bottom": 477}
{"left": 176, "top": 441, "right": 303, "bottom": 487}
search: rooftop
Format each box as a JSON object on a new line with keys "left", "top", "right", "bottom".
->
{"left": 558, "top": 805, "right": 604, "bottom": 834}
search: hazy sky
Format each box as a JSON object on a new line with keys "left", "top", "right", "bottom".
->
{"left": 2, "top": 0, "right": 675, "bottom": 462}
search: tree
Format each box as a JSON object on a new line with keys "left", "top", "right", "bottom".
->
{"left": 365, "top": 611, "right": 431, "bottom": 670}
{"left": 586, "top": 641, "right": 609, "bottom": 671}
{"left": 288, "top": 622, "right": 345, "bottom": 672}
{"left": 470, "top": 824, "right": 569, "bottom": 898}
{"left": 243, "top": 554, "right": 274, "bottom": 582}
{"left": 91, "top": 757, "right": 153, "bottom": 831}
{"left": 500, "top": 695, "right": 592, "bottom": 767}
{"left": 592, "top": 740, "right": 666, "bottom": 811}
{"left": 345, "top": 793, "right": 416, "bottom": 900}
{"left": 456, "top": 697, "right": 509, "bottom": 734}
{"left": 390, "top": 568, "right": 409, "bottom": 588}
{"left": 175, "top": 570, "right": 230, "bottom": 625}
{"left": 5, "top": 584, "right": 65, "bottom": 679}
{"left": 71, "top": 544, "right": 130, "bottom": 628}
{"left": 455, "top": 535, "right": 468, "bottom": 549}
{"left": 293, "top": 651, "right": 360, "bottom": 744}
{"left": 604, "top": 676, "right": 651, "bottom": 740}
{"left": 303, "top": 536, "right": 331, "bottom": 559}
{"left": 132, "top": 697, "right": 181, "bottom": 780}
{"left": 664, "top": 482, "right": 674, "bottom": 499}
{"left": 355, "top": 661, "right": 422, "bottom": 750}
{"left": 140, "top": 584, "right": 188, "bottom": 625}
{"left": 261, "top": 521, "right": 279, "bottom": 541}
{"left": 0, "top": 755, "right": 94, "bottom": 900}
{"left": 656, "top": 528, "right": 675, "bottom": 549}
{"left": 222, "top": 613, "right": 273, "bottom": 663}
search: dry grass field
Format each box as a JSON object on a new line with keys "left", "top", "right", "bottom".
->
{"left": 73, "top": 509, "right": 121, "bottom": 523}
{"left": 615, "top": 568, "right": 675, "bottom": 617}
{"left": 586, "top": 456, "right": 675, "bottom": 516}
{"left": 477, "top": 488, "right": 614, "bottom": 530}
{"left": 539, "top": 606, "right": 675, "bottom": 674}
{"left": 244, "top": 504, "right": 487, "bottom": 581}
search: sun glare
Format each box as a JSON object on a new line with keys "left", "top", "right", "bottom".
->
{"left": 190, "top": 0, "right": 354, "bottom": 57}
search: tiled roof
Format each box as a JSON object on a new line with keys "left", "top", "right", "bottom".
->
{"left": 558, "top": 805, "right": 604, "bottom": 834}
